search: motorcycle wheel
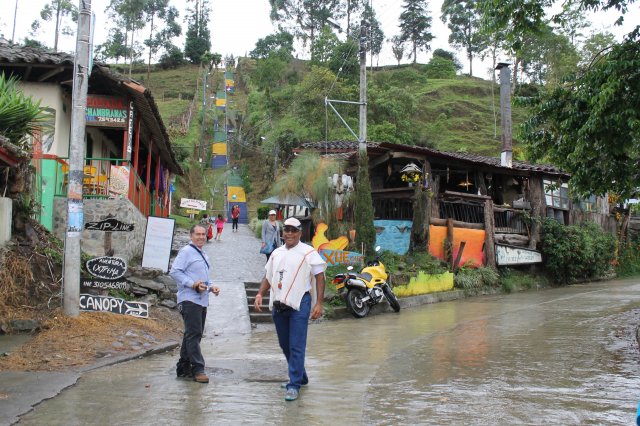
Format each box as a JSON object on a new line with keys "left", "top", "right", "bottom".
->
{"left": 346, "top": 288, "right": 370, "bottom": 318}
{"left": 382, "top": 284, "right": 401, "bottom": 312}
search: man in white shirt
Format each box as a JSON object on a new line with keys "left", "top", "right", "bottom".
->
{"left": 254, "top": 217, "right": 327, "bottom": 401}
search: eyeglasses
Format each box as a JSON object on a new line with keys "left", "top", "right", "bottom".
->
{"left": 283, "top": 227, "right": 300, "bottom": 233}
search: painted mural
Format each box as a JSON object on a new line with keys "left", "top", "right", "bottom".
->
{"left": 311, "top": 223, "right": 362, "bottom": 266}
{"left": 428, "top": 225, "right": 485, "bottom": 268}
{"left": 374, "top": 219, "right": 413, "bottom": 255}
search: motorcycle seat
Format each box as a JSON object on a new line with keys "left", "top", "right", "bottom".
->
{"left": 356, "top": 272, "right": 373, "bottom": 282}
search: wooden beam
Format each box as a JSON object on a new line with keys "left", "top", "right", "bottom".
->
{"left": 37, "top": 66, "right": 65, "bottom": 82}
{"left": 430, "top": 218, "right": 484, "bottom": 229}
{"left": 387, "top": 151, "right": 427, "bottom": 162}
{"left": 368, "top": 152, "right": 391, "bottom": 169}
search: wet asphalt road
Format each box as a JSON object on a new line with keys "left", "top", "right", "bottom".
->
{"left": 14, "top": 224, "right": 640, "bottom": 425}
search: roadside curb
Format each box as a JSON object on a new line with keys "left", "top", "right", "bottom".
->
{"left": 0, "top": 341, "right": 179, "bottom": 425}
{"left": 80, "top": 340, "right": 180, "bottom": 372}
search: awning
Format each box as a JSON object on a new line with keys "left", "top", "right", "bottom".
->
{"left": 260, "top": 194, "right": 316, "bottom": 208}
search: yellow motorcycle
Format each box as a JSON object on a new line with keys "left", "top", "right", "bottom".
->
{"left": 332, "top": 247, "right": 401, "bottom": 318}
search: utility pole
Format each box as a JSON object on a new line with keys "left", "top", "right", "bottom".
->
{"left": 62, "top": 0, "right": 92, "bottom": 317}
{"left": 358, "top": 19, "right": 368, "bottom": 152}
{"left": 11, "top": 0, "right": 18, "bottom": 43}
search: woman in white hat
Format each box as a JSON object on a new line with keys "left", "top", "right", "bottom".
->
{"left": 261, "top": 210, "right": 281, "bottom": 260}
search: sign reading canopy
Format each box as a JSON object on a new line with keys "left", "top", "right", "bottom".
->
{"left": 86, "top": 95, "right": 128, "bottom": 128}
{"left": 79, "top": 294, "right": 149, "bottom": 318}
{"left": 496, "top": 244, "right": 542, "bottom": 265}
{"left": 142, "top": 217, "right": 175, "bottom": 272}
{"left": 180, "top": 198, "right": 207, "bottom": 211}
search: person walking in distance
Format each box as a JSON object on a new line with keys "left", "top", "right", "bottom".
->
{"left": 231, "top": 205, "right": 240, "bottom": 232}
{"left": 254, "top": 217, "right": 327, "bottom": 401}
{"left": 214, "top": 214, "right": 226, "bottom": 241}
{"left": 170, "top": 224, "right": 220, "bottom": 383}
{"left": 261, "top": 210, "right": 281, "bottom": 260}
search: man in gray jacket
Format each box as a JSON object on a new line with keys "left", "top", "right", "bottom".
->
{"left": 170, "top": 224, "right": 220, "bottom": 383}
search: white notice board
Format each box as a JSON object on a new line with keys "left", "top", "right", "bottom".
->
{"left": 141, "top": 216, "right": 175, "bottom": 272}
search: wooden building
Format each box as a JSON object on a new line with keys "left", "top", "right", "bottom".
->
{"left": 0, "top": 43, "right": 183, "bottom": 260}
{"left": 299, "top": 141, "right": 616, "bottom": 267}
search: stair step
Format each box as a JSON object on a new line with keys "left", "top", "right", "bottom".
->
{"left": 249, "top": 313, "right": 273, "bottom": 323}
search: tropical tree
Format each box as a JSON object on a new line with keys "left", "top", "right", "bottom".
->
{"left": 522, "top": 28, "right": 640, "bottom": 200}
{"left": 143, "top": 0, "right": 181, "bottom": 80}
{"left": 399, "top": 0, "right": 434, "bottom": 64}
{"left": 440, "top": 0, "right": 487, "bottom": 76}
{"left": 184, "top": 0, "right": 212, "bottom": 64}
{"left": 432, "top": 48, "right": 462, "bottom": 71}
{"left": 272, "top": 152, "right": 342, "bottom": 224}
{"left": 310, "top": 26, "right": 340, "bottom": 65}
{"left": 580, "top": 31, "right": 615, "bottom": 65}
{"left": 0, "top": 73, "right": 47, "bottom": 146}
{"left": 30, "top": 0, "right": 78, "bottom": 52}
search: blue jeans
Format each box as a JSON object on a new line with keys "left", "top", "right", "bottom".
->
{"left": 177, "top": 301, "right": 207, "bottom": 374}
{"left": 272, "top": 293, "right": 311, "bottom": 390}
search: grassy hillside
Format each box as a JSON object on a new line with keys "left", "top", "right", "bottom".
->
{"left": 142, "top": 61, "right": 532, "bottom": 220}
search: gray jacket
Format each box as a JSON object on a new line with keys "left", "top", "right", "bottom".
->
{"left": 261, "top": 219, "right": 281, "bottom": 248}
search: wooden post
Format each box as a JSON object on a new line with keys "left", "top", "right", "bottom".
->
{"left": 145, "top": 140, "right": 152, "bottom": 216}
{"left": 453, "top": 241, "right": 466, "bottom": 271}
{"left": 484, "top": 199, "right": 496, "bottom": 268}
{"left": 528, "top": 176, "right": 544, "bottom": 249}
{"left": 445, "top": 218, "right": 454, "bottom": 266}
{"left": 155, "top": 154, "right": 161, "bottom": 216}
{"left": 476, "top": 171, "right": 487, "bottom": 196}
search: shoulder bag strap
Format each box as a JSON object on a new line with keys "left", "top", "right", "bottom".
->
{"left": 189, "top": 244, "right": 210, "bottom": 270}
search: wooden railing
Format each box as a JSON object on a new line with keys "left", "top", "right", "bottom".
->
{"left": 50, "top": 157, "right": 157, "bottom": 217}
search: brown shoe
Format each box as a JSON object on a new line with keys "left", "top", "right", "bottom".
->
{"left": 193, "top": 372, "right": 209, "bottom": 383}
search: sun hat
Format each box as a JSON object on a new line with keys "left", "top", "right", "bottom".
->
{"left": 283, "top": 217, "right": 302, "bottom": 229}
{"left": 268, "top": 209, "right": 276, "bottom": 215}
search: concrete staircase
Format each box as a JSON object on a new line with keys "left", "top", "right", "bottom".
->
{"left": 244, "top": 281, "right": 272, "bottom": 323}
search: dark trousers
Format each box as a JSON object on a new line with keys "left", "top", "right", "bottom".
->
{"left": 232, "top": 218, "right": 239, "bottom": 230}
{"left": 177, "top": 301, "right": 207, "bottom": 375}
{"left": 272, "top": 293, "right": 311, "bottom": 390}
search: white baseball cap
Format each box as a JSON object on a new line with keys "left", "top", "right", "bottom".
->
{"left": 283, "top": 217, "right": 302, "bottom": 229}
{"left": 268, "top": 210, "right": 276, "bottom": 215}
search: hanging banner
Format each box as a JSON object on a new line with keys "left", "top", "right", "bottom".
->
{"left": 180, "top": 198, "right": 207, "bottom": 210}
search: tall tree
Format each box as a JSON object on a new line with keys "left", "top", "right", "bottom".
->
{"left": 580, "top": 31, "right": 615, "bottom": 66}
{"left": 268, "top": 0, "right": 345, "bottom": 48}
{"left": 30, "top": 0, "right": 78, "bottom": 52}
{"left": 96, "top": 28, "right": 128, "bottom": 64}
{"left": 361, "top": 3, "right": 385, "bottom": 66}
{"left": 399, "top": 0, "right": 434, "bottom": 64}
{"left": 107, "top": 0, "right": 148, "bottom": 76}
{"left": 250, "top": 31, "right": 294, "bottom": 60}
{"left": 390, "top": 35, "right": 405, "bottom": 66}
{"left": 143, "top": 0, "right": 181, "bottom": 81}
{"left": 184, "top": 0, "right": 212, "bottom": 64}
{"left": 344, "top": 0, "right": 365, "bottom": 38}
{"left": 440, "top": 0, "right": 487, "bottom": 76}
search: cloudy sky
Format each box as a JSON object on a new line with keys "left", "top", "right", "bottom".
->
{"left": 1, "top": 0, "right": 637, "bottom": 79}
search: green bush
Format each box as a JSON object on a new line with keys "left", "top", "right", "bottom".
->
{"left": 424, "top": 57, "right": 457, "bottom": 79}
{"left": 616, "top": 241, "right": 640, "bottom": 277}
{"left": 499, "top": 268, "right": 547, "bottom": 293}
{"left": 257, "top": 206, "right": 271, "bottom": 220}
{"left": 540, "top": 219, "right": 616, "bottom": 284}
{"left": 454, "top": 266, "right": 499, "bottom": 290}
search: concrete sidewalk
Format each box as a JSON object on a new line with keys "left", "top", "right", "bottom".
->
{"left": 0, "top": 223, "right": 266, "bottom": 426}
